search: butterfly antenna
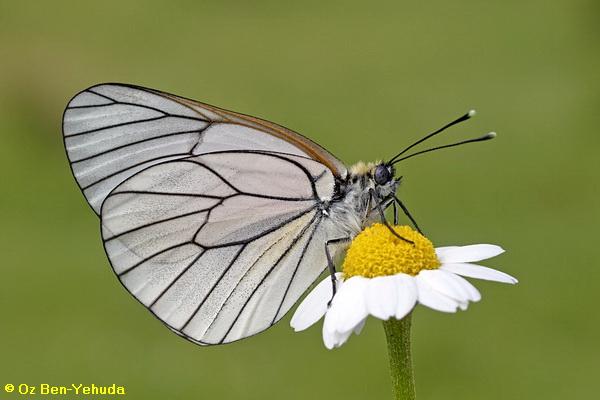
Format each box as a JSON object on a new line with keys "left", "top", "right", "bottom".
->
{"left": 387, "top": 109, "right": 476, "bottom": 165}
{"left": 390, "top": 132, "right": 496, "bottom": 164}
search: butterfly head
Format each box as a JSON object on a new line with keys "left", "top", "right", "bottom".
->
{"left": 347, "top": 161, "right": 399, "bottom": 199}
{"left": 373, "top": 162, "right": 400, "bottom": 199}
{"left": 374, "top": 163, "right": 395, "bottom": 186}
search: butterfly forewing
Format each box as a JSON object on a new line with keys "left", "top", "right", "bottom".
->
{"left": 63, "top": 83, "right": 346, "bottom": 214}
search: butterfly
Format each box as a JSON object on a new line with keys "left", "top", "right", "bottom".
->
{"left": 63, "top": 83, "right": 493, "bottom": 345}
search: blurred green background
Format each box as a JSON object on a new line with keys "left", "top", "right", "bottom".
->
{"left": 1, "top": 1, "right": 598, "bottom": 399}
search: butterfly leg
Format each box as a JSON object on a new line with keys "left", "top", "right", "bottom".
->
{"left": 393, "top": 194, "right": 424, "bottom": 235}
{"left": 369, "top": 189, "right": 414, "bottom": 245}
{"left": 325, "top": 237, "right": 351, "bottom": 306}
{"left": 392, "top": 200, "right": 399, "bottom": 225}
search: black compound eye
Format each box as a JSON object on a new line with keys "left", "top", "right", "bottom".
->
{"left": 374, "top": 165, "right": 392, "bottom": 185}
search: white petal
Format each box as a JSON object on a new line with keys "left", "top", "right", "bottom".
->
{"left": 441, "top": 263, "right": 518, "bottom": 284}
{"left": 393, "top": 274, "right": 418, "bottom": 319}
{"left": 333, "top": 330, "right": 354, "bottom": 348}
{"left": 418, "top": 269, "right": 471, "bottom": 304}
{"left": 446, "top": 272, "right": 481, "bottom": 302}
{"left": 366, "top": 276, "right": 398, "bottom": 320}
{"left": 415, "top": 274, "right": 459, "bottom": 313}
{"left": 434, "top": 246, "right": 459, "bottom": 253}
{"left": 322, "top": 314, "right": 354, "bottom": 349}
{"left": 436, "top": 244, "right": 504, "bottom": 263}
{"left": 322, "top": 321, "right": 337, "bottom": 349}
{"left": 353, "top": 318, "right": 367, "bottom": 335}
{"left": 290, "top": 272, "right": 343, "bottom": 331}
{"left": 324, "top": 276, "right": 369, "bottom": 334}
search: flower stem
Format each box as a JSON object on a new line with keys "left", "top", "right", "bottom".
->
{"left": 383, "top": 313, "right": 416, "bottom": 400}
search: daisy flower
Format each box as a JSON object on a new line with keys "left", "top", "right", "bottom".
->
{"left": 291, "top": 223, "right": 517, "bottom": 349}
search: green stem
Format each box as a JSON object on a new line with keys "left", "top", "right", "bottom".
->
{"left": 383, "top": 313, "right": 416, "bottom": 400}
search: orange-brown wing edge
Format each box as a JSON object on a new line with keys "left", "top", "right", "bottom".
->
{"left": 130, "top": 84, "right": 348, "bottom": 179}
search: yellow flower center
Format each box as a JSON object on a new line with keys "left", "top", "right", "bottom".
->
{"left": 342, "top": 224, "right": 440, "bottom": 278}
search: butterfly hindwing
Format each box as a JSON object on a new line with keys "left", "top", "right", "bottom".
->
{"left": 101, "top": 151, "right": 346, "bottom": 344}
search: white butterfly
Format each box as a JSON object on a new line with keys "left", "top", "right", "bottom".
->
{"left": 63, "top": 83, "right": 493, "bottom": 345}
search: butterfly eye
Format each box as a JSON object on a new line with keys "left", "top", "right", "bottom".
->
{"left": 374, "top": 164, "right": 392, "bottom": 185}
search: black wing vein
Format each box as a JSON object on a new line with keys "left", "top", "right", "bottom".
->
{"left": 271, "top": 218, "right": 323, "bottom": 325}
{"left": 219, "top": 213, "right": 322, "bottom": 343}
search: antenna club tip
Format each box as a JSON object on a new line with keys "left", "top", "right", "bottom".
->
{"left": 468, "top": 109, "right": 477, "bottom": 117}
{"left": 487, "top": 131, "right": 497, "bottom": 139}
